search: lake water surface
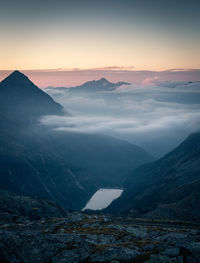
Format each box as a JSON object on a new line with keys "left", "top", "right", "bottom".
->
{"left": 82, "top": 188, "right": 123, "bottom": 211}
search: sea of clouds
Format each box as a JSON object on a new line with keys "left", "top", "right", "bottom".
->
{"left": 43, "top": 81, "right": 200, "bottom": 157}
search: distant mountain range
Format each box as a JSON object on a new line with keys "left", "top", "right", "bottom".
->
{"left": 106, "top": 131, "right": 200, "bottom": 221}
{"left": 0, "top": 71, "right": 153, "bottom": 210}
{"left": 47, "top": 78, "right": 130, "bottom": 94}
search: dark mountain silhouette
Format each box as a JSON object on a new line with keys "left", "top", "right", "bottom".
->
{"left": 0, "top": 70, "right": 64, "bottom": 124}
{"left": 106, "top": 131, "right": 200, "bottom": 221}
{"left": 0, "top": 71, "right": 153, "bottom": 210}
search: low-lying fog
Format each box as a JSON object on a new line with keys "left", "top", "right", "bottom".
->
{"left": 43, "top": 81, "right": 200, "bottom": 157}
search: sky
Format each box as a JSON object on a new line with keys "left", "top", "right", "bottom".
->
{"left": 0, "top": 0, "right": 200, "bottom": 85}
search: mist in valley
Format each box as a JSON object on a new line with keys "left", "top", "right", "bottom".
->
{"left": 44, "top": 80, "right": 200, "bottom": 157}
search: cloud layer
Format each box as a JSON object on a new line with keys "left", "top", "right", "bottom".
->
{"left": 43, "top": 81, "right": 200, "bottom": 157}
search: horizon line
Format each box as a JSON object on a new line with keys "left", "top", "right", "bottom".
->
{"left": 1, "top": 67, "right": 200, "bottom": 73}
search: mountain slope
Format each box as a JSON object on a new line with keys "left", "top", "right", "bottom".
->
{"left": 0, "top": 70, "right": 64, "bottom": 124}
{"left": 0, "top": 125, "right": 154, "bottom": 210}
{"left": 106, "top": 131, "right": 200, "bottom": 220}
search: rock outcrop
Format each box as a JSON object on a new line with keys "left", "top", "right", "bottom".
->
{"left": 0, "top": 189, "right": 68, "bottom": 220}
{"left": 0, "top": 211, "right": 200, "bottom": 262}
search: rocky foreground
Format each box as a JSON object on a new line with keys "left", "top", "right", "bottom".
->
{"left": 0, "top": 212, "right": 200, "bottom": 263}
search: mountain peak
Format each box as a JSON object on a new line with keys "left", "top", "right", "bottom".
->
{"left": 0, "top": 71, "right": 64, "bottom": 121}
{"left": 99, "top": 77, "right": 109, "bottom": 83}
{"left": 68, "top": 77, "right": 129, "bottom": 93}
{"left": 1, "top": 70, "right": 30, "bottom": 86}
{"left": 10, "top": 70, "right": 25, "bottom": 77}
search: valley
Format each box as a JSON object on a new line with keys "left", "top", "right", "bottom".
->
{"left": 0, "top": 71, "right": 199, "bottom": 263}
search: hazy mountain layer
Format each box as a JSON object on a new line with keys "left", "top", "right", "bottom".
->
{"left": 106, "top": 131, "right": 200, "bottom": 221}
{"left": 54, "top": 78, "right": 130, "bottom": 94}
